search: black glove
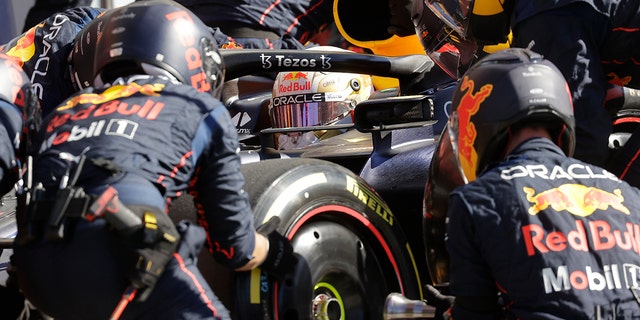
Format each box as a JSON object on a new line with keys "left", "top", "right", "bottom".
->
{"left": 425, "top": 284, "right": 454, "bottom": 320}
{"left": 257, "top": 217, "right": 298, "bottom": 280}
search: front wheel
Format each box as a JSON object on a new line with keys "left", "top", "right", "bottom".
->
{"left": 235, "top": 158, "right": 423, "bottom": 320}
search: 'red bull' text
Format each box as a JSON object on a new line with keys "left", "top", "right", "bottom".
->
{"left": 523, "top": 220, "right": 640, "bottom": 256}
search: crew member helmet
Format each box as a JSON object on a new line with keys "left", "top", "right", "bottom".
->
{"left": 411, "top": 0, "right": 454, "bottom": 54}
{"left": 0, "top": 53, "right": 32, "bottom": 108}
{"left": 269, "top": 70, "right": 373, "bottom": 149}
{"left": 414, "top": 0, "right": 513, "bottom": 45}
{"left": 0, "top": 52, "right": 40, "bottom": 157}
{"left": 80, "top": 0, "right": 225, "bottom": 98}
{"left": 421, "top": 0, "right": 472, "bottom": 43}
{"left": 411, "top": 0, "right": 479, "bottom": 78}
{"left": 446, "top": 48, "right": 575, "bottom": 182}
{"left": 423, "top": 48, "right": 571, "bottom": 285}
{"left": 69, "top": 10, "right": 109, "bottom": 91}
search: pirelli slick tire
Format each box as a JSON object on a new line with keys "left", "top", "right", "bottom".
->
{"left": 234, "top": 158, "right": 423, "bottom": 320}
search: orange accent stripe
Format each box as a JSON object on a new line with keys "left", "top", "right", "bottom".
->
{"left": 613, "top": 117, "right": 640, "bottom": 125}
{"left": 170, "top": 150, "right": 194, "bottom": 178}
{"left": 611, "top": 27, "right": 639, "bottom": 32}
{"left": 619, "top": 148, "right": 640, "bottom": 180}
{"left": 173, "top": 253, "right": 218, "bottom": 316}
{"left": 285, "top": 0, "right": 325, "bottom": 34}
{"left": 260, "top": 0, "right": 282, "bottom": 25}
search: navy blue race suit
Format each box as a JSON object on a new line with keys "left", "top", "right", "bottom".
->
{"left": 0, "top": 6, "right": 105, "bottom": 116}
{"left": 176, "top": 0, "right": 331, "bottom": 48}
{"left": 510, "top": 0, "right": 640, "bottom": 168}
{"left": 210, "top": 26, "right": 305, "bottom": 50}
{"left": 22, "top": 0, "right": 94, "bottom": 32}
{"left": 13, "top": 75, "right": 256, "bottom": 319}
{"left": 447, "top": 138, "right": 640, "bottom": 319}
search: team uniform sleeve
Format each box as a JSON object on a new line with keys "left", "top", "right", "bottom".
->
{"left": 446, "top": 191, "right": 501, "bottom": 319}
{"left": 1, "top": 7, "right": 105, "bottom": 114}
{"left": 190, "top": 104, "right": 257, "bottom": 269}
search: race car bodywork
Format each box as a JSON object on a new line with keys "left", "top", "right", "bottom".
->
{"left": 213, "top": 49, "right": 456, "bottom": 319}
{"left": 0, "top": 48, "right": 456, "bottom": 319}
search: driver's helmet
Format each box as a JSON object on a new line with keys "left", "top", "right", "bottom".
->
{"left": 269, "top": 70, "right": 373, "bottom": 149}
{"left": 74, "top": 0, "right": 225, "bottom": 99}
{"left": 446, "top": 48, "right": 575, "bottom": 183}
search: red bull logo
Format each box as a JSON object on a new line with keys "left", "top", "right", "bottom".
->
{"left": 281, "top": 72, "right": 308, "bottom": 81}
{"left": 607, "top": 72, "right": 632, "bottom": 86}
{"left": 4, "top": 23, "right": 43, "bottom": 67}
{"left": 524, "top": 184, "right": 630, "bottom": 216}
{"left": 522, "top": 216, "right": 640, "bottom": 256}
{"left": 220, "top": 41, "right": 243, "bottom": 49}
{"left": 278, "top": 72, "right": 311, "bottom": 93}
{"left": 57, "top": 82, "right": 165, "bottom": 111}
{"left": 455, "top": 77, "right": 493, "bottom": 180}
{"left": 47, "top": 97, "right": 165, "bottom": 134}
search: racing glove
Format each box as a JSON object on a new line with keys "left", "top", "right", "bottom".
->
{"left": 257, "top": 217, "right": 298, "bottom": 280}
{"left": 425, "top": 284, "right": 454, "bottom": 320}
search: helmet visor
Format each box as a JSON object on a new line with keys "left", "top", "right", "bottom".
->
{"left": 425, "top": 0, "right": 472, "bottom": 40}
{"left": 270, "top": 92, "right": 355, "bottom": 128}
{"left": 446, "top": 110, "right": 476, "bottom": 183}
{"left": 429, "top": 43, "right": 462, "bottom": 79}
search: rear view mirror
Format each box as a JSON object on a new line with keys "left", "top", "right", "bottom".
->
{"left": 353, "top": 95, "right": 435, "bottom": 132}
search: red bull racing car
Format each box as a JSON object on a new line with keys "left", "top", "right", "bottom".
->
{"left": 173, "top": 48, "right": 459, "bottom": 319}
{"left": 0, "top": 47, "right": 457, "bottom": 319}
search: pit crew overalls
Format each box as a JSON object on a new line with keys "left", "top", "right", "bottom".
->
{"left": 176, "top": 0, "right": 332, "bottom": 48}
{"left": 510, "top": 0, "right": 640, "bottom": 169}
{"left": 12, "top": 75, "right": 257, "bottom": 320}
{"left": 0, "top": 6, "right": 104, "bottom": 115}
{"left": 447, "top": 138, "right": 640, "bottom": 319}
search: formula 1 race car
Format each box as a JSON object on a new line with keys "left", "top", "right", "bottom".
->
{"left": 182, "top": 48, "right": 459, "bottom": 319}
{"left": 0, "top": 48, "right": 458, "bottom": 319}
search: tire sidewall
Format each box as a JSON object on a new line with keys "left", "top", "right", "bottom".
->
{"left": 235, "top": 158, "right": 423, "bottom": 319}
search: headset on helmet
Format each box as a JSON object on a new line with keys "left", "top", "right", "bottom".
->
{"left": 269, "top": 69, "right": 373, "bottom": 150}
{"left": 447, "top": 48, "right": 575, "bottom": 182}
{"left": 79, "top": 0, "right": 225, "bottom": 98}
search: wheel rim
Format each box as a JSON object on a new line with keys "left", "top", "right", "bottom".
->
{"left": 312, "top": 284, "right": 343, "bottom": 320}
{"left": 277, "top": 206, "right": 404, "bottom": 320}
